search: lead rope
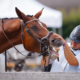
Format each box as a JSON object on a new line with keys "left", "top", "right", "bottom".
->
{"left": 47, "top": 57, "right": 50, "bottom": 71}
{"left": 43, "top": 56, "right": 50, "bottom": 72}
{"left": 1, "top": 19, "right": 7, "bottom": 72}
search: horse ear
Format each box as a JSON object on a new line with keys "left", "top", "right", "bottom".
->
{"left": 15, "top": 7, "right": 28, "bottom": 21}
{"left": 34, "top": 8, "right": 44, "bottom": 19}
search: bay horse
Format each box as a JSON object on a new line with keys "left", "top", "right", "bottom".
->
{"left": 0, "top": 7, "right": 63, "bottom": 56}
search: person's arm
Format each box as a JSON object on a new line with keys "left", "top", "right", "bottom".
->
{"left": 63, "top": 42, "right": 78, "bottom": 65}
{"left": 54, "top": 33, "right": 78, "bottom": 66}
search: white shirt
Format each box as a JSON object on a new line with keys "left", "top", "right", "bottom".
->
{"left": 50, "top": 43, "right": 80, "bottom": 72}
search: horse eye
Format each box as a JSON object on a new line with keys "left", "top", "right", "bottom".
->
{"left": 31, "top": 26, "right": 34, "bottom": 29}
{"left": 31, "top": 26, "right": 37, "bottom": 31}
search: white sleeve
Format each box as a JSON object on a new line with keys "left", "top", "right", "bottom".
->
{"left": 75, "top": 54, "right": 80, "bottom": 69}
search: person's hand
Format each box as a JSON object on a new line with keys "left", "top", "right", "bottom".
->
{"left": 53, "top": 33, "right": 65, "bottom": 44}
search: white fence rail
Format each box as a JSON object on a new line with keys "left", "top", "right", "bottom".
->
{"left": 0, "top": 72, "right": 80, "bottom": 80}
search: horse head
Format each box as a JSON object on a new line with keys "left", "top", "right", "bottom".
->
{"left": 15, "top": 7, "right": 63, "bottom": 55}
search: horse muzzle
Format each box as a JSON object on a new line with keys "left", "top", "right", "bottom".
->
{"left": 40, "top": 31, "right": 63, "bottom": 60}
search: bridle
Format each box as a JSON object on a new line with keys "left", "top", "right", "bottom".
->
{"left": 21, "top": 19, "right": 53, "bottom": 44}
{"left": 20, "top": 19, "right": 54, "bottom": 71}
{"left": 20, "top": 19, "right": 53, "bottom": 58}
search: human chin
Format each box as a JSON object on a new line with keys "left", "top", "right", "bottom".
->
{"left": 71, "top": 43, "right": 75, "bottom": 49}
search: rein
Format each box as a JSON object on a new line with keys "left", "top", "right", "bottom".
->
{"left": 1, "top": 18, "right": 53, "bottom": 71}
{"left": 1, "top": 19, "right": 27, "bottom": 56}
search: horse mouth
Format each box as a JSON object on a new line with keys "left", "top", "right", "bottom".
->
{"left": 50, "top": 47, "right": 59, "bottom": 58}
{"left": 49, "top": 39, "right": 63, "bottom": 58}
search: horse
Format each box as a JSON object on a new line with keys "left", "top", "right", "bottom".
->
{"left": 0, "top": 7, "right": 63, "bottom": 56}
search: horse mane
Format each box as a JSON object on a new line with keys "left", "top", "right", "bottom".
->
{"left": 0, "top": 17, "right": 18, "bottom": 20}
{"left": 0, "top": 15, "right": 33, "bottom": 20}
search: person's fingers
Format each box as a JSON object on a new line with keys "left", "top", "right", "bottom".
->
{"left": 54, "top": 33, "right": 65, "bottom": 44}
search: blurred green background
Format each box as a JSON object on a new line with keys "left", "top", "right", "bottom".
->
{"left": 61, "top": 7, "right": 80, "bottom": 39}
{"left": 38, "top": 0, "right": 80, "bottom": 39}
{"left": 47, "top": 7, "right": 80, "bottom": 39}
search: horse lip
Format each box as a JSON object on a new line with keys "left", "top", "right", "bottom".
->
{"left": 50, "top": 39, "right": 63, "bottom": 47}
{"left": 50, "top": 47, "right": 59, "bottom": 57}
{"left": 50, "top": 43, "right": 62, "bottom": 48}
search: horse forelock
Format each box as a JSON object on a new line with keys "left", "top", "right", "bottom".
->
{"left": 27, "top": 15, "right": 33, "bottom": 17}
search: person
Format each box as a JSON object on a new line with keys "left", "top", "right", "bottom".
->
{"left": 41, "top": 25, "right": 80, "bottom": 72}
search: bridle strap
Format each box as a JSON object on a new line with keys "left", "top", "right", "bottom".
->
{"left": 25, "top": 19, "right": 39, "bottom": 26}
{"left": 20, "top": 19, "right": 53, "bottom": 57}
{"left": 41, "top": 31, "right": 53, "bottom": 45}
{"left": 21, "top": 19, "right": 53, "bottom": 45}
{"left": 21, "top": 19, "right": 44, "bottom": 44}
{"left": 1, "top": 19, "right": 26, "bottom": 56}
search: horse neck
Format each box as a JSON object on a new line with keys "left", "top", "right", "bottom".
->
{"left": 0, "top": 19, "right": 22, "bottom": 53}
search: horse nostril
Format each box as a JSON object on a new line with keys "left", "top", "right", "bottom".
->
{"left": 51, "top": 40, "right": 54, "bottom": 43}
